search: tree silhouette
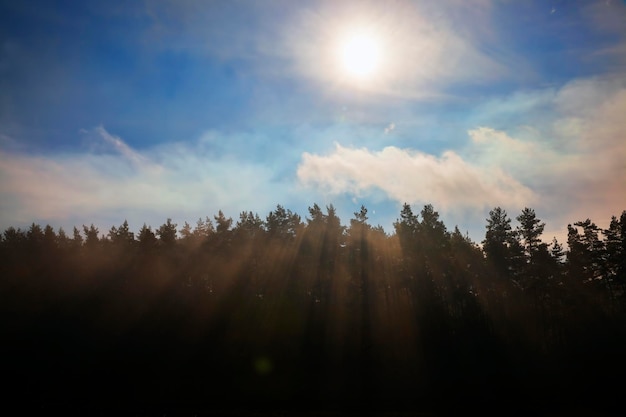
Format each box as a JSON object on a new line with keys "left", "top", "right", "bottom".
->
{"left": 603, "top": 212, "right": 626, "bottom": 307}
{"left": 1, "top": 203, "right": 625, "bottom": 414}
{"left": 483, "top": 207, "right": 523, "bottom": 282}
{"left": 156, "top": 218, "right": 177, "bottom": 245}
{"left": 516, "top": 208, "right": 546, "bottom": 258}
{"left": 137, "top": 223, "right": 157, "bottom": 248}
{"left": 72, "top": 226, "right": 83, "bottom": 248}
{"left": 82, "top": 223, "right": 100, "bottom": 248}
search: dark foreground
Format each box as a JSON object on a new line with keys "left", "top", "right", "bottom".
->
{"left": 3, "top": 285, "right": 624, "bottom": 416}
{"left": 2, "top": 206, "right": 625, "bottom": 415}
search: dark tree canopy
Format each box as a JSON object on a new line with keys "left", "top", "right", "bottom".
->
{"left": 1, "top": 203, "right": 625, "bottom": 415}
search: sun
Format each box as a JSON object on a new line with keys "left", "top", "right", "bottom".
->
{"left": 337, "top": 30, "right": 382, "bottom": 80}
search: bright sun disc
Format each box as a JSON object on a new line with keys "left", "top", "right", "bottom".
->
{"left": 338, "top": 31, "right": 382, "bottom": 79}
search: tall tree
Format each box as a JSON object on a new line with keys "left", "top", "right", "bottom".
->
{"left": 516, "top": 208, "right": 546, "bottom": 258}
{"left": 419, "top": 204, "right": 449, "bottom": 256}
{"left": 82, "top": 224, "right": 100, "bottom": 248}
{"left": 394, "top": 203, "right": 418, "bottom": 249}
{"left": 109, "top": 220, "right": 134, "bottom": 246}
{"left": 265, "top": 205, "right": 301, "bottom": 241}
{"left": 348, "top": 205, "right": 375, "bottom": 399}
{"left": 27, "top": 223, "right": 44, "bottom": 251}
{"left": 42, "top": 224, "right": 57, "bottom": 250}
{"left": 550, "top": 237, "right": 565, "bottom": 264}
{"left": 347, "top": 205, "right": 371, "bottom": 295}
{"left": 2, "top": 227, "right": 25, "bottom": 252}
{"left": 212, "top": 210, "right": 233, "bottom": 251}
{"left": 157, "top": 218, "right": 178, "bottom": 246}
{"left": 57, "top": 227, "right": 70, "bottom": 250}
{"left": 137, "top": 223, "right": 157, "bottom": 249}
{"left": 214, "top": 210, "right": 233, "bottom": 235}
{"left": 235, "top": 211, "right": 265, "bottom": 240}
{"left": 515, "top": 208, "right": 550, "bottom": 289}
{"left": 179, "top": 221, "right": 194, "bottom": 242}
{"left": 602, "top": 212, "right": 625, "bottom": 305}
{"left": 546, "top": 237, "right": 566, "bottom": 286}
{"left": 567, "top": 219, "right": 606, "bottom": 288}
{"left": 193, "top": 217, "right": 214, "bottom": 241}
{"left": 307, "top": 203, "right": 325, "bottom": 227}
{"left": 483, "top": 207, "right": 521, "bottom": 280}
{"left": 301, "top": 203, "right": 345, "bottom": 303}
{"left": 324, "top": 204, "right": 344, "bottom": 249}
{"left": 349, "top": 205, "right": 369, "bottom": 231}
{"left": 72, "top": 226, "right": 83, "bottom": 249}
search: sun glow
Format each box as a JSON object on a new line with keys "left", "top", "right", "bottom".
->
{"left": 337, "top": 30, "right": 383, "bottom": 80}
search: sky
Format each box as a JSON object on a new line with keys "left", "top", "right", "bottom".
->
{"left": 1, "top": 0, "right": 625, "bottom": 244}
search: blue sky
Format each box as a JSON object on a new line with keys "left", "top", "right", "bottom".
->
{"left": 1, "top": 0, "right": 625, "bottom": 243}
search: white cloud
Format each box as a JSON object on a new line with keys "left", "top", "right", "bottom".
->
{"left": 297, "top": 143, "right": 535, "bottom": 211}
{"left": 549, "top": 77, "right": 626, "bottom": 223}
{"left": 0, "top": 127, "right": 283, "bottom": 231}
{"left": 297, "top": 74, "right": 626, "bottom": 241}
{"left": 95, "top": 125, "right": 149, "bottom": 167}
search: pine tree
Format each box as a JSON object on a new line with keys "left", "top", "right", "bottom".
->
{"left": 179, "top": 221, "right": 193, "bottom": 241}
{"left": 82, "top": 224, "right": 100, "bottom": 248}
{"left": 483, "top": 207, "right": 521, "bottom": 281}
{"left": 214, "top": 210, "right": 233, "bottom": 234}
{"left": 137, "top": 223, "right": 157, "bottom": 249}
{"left": 236, "top": 211, "right": 264, "bottom": 240}
{"left": 266, "top": 205, "right": 301, "bottom": 241}
{"left": 157, "top": 218, "right": 178, "bottom": 246}
{"left": 602, "top": 213, "right": 625, "bottom": 306}
{"left": 72, "top": 226, "right": 83, "bottom": 248}
{"left": 516, "top": 208, "right": 546, "bottom": 258}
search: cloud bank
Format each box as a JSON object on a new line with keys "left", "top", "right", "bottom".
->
{"left": 297, "top": 75, "right": 626, "bottom": 237}
{"left": 1, "top": 76, "right": 624, "bottom": 241}
{"left": 297, "top": 144, "right": 535, "bottom": 211}
{"left": 0, "top": 127, "right": 282, "bottom": 230}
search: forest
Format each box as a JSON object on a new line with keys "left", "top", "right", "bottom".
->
{"left": 1, "top": 203, "right": 625, "bottom": 415}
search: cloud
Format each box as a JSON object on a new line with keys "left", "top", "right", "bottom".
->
{"left": 297, "top": 74, "right": 626, "bottom": 241}
{"left": 297, "top": 143, "right": 535, "bottom": 212}
{"left": 549, "top": 77, "right": 626, "bottom": 222}
{"left": 281, "top": 0, "right": 511, "bottom": 98}
{"left": 94, "top": 125, "right": 148, "bottom": 167}
{"left": 0, "top": 127, "right": 284, "bottom": 230}
{"left": 465, "top": 126, "right": 552, "bottom": 180}
{"left": 384, "top": 123, "right": 395, "bottom": 135}
{"left": 141, "top": 1, "right": 515, "bottom": 100}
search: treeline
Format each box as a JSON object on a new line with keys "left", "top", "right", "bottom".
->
{"left": 1, "top": 203, "right": 625, "bottom": 414}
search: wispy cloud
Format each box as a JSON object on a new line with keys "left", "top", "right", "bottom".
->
{"left": 549, "top": 77, "right": 626, "bottom": 220}
{"left": 140, "top": 0, "right": 516, "bottom": 100}
{"left": 94, "top": 125, "right": 149, "bottom": 167}
{"left": 384, "top": 123, "right": 395, "bottom": 135}
{"left": 281, "top": 0, "right": 511, "bottom": 98}
{"left": 0, "top": 126, "right": 284, "bottom": 230}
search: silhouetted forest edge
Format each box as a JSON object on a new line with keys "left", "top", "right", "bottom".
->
{"left": 2, "top": 203, "right": 625, "bottom": 415}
